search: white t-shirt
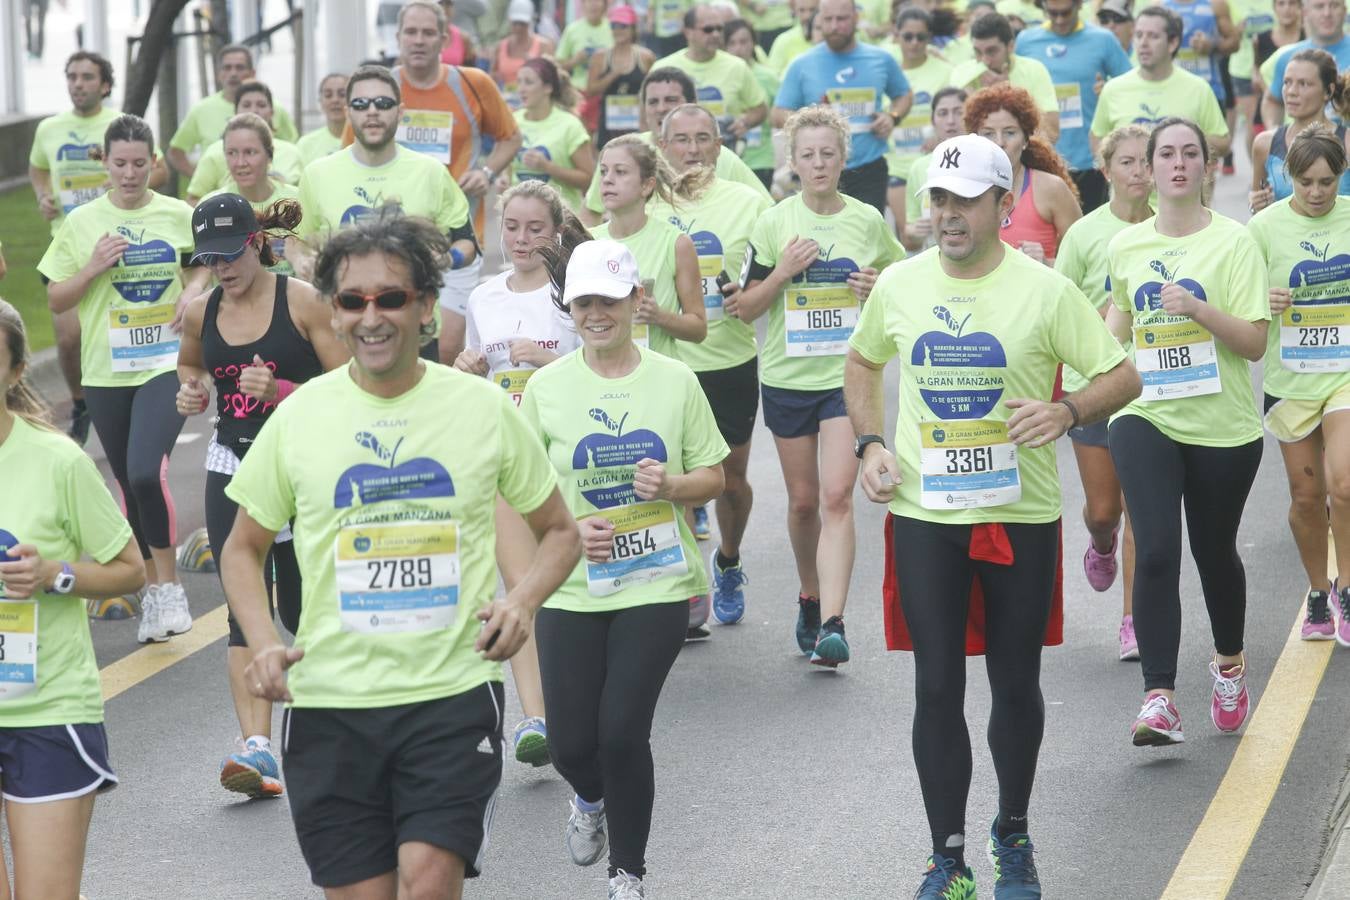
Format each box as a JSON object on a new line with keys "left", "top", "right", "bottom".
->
{"left": 466, "top": 270, "right": 580, "bottom": 404}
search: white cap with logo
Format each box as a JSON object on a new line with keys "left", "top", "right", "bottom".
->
{"left": 562, "top": 240, "right": 642, "bottom": 307}
{"left": 923, "top": 135, "right": 1014, "bottom": 199}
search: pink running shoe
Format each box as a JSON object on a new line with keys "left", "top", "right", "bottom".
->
{"left": 1209, "top": 659, "right": 1250, "bottom": 733}
{"left": 1301, "top": 588, "right": 1335, "bottom": 641}
{"left": 1083, "top": 530, "right": 1119, "bottom": 592}
{"left": 1336, "top": 588, "right": 1350, "bottom": 649}
{"left": 1132, "top": 693, "right": 1184, "bottom": 746}
{"left": 1119, "top": 615, "right": 1139, "bottom": 661}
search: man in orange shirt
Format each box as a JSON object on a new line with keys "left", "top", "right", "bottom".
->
{"left": 345, "top": 0, "right": 522, "bottom": 363}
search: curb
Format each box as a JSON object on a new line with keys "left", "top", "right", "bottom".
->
{"left": 1308, "top": 759, "right": 1350, "bottom": 898}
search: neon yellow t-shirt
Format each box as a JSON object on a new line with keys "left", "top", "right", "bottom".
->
{"left": 948, "top": 55, "right": 1059, "bottom": 116}
{"left": 557, "top": 17, "right": 614, "bottom": 85}
{"left": 27, "top": 106, "right": 121, "bottom": 236}
{"left": 37, "top": 192, "right": 195, "bottom": 388}
{"left": 742, "top": 63, "right": 781, "bottom": 173}
{"left": 0, "top": 417, "right": 133, "bottom": 726}
{"left": 650, "top": 49, "right": 769, "bottom": 119}
{"left": 297, "top": 146, "right": 470, "bottom": 243}
{"left": 519, "top": 347, "right": 729, "bottom": 612}
{"left": 512, "top": 105, "right": 592, "bottom": 211}
{"left": 768, "top": 26, "right": 812, "bottom": 76}
{"left": 1090, "top": 67, "right": 1230, "bottom": 138}
{"left": 296, "top": 127, "right": 344, "bottom": 166}
{"left": 591, "top": 217, "right": 686, "bottom": 359}
{"left": 746, "top": 192, "right": 905, "bottom": 391}
{"left": 187, "top": 138, "right": 304, "bottom": 199}
{"left": 204, "top": 179, "right": 303, "bottom": 276}
{"left": 1108, "top": 213, "right": 1268, "bottom": 446}
{"left": 905, "top": 152, "right": 933, "bottom": 225}
{"left": 850, "top": 247, "right": 1127, "bottom": 524}
{"left": 224, "top": 364, "right": 557, "bottom": 708}
{"left": 586, "top": 131, "right": 772, "bottom": 214}
{"left": 169, "top": 91, "right": 299, "bottom": 153}
{"left": 884, "top": 55, "right": 953, "bottom": 179}
{"left": 1248, "top": 196, "right": 1350, "bottom": 401}
{"left": 649, "top": 178, "right": 772, "bottom": 372}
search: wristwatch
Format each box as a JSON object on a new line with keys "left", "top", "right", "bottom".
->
{"left": 889, "top": 111, "right": 902, "bottom": 126}
{"left": 480, "top": 165, "right": 495, "bottom": 181}
{"left": 854, "top": 434, "right": 885, "bottom": 459}
{"left": 52, "top": 562, "right": 76, "bottom": 595}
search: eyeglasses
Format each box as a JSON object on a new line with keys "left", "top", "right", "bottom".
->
{"left": 334, "top": 288, "right": 414, "bottom": 311}
{"left": 699, "top": 24, "right": 723, "bottom": 33}
{"left": 1097, "top": 12, "right": 1127, "bottom": 23}
{"left": 899, "top": 32, "right": 930, "bottom": 42}
{"left": 348, "top": 96, "right": 398, "bottom": 111}
{"left": 196, "top": 233, "right": 256, "bottom": 266}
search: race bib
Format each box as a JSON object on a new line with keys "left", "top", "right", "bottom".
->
{"left": 1133, "top": 321, "right": 1221, "bottom": 400}
{"left": 656, "top": 0, "right": 684, "bottom": 35}
{"left": 892, "top": 112, "right": 928, "bottom": 157}
{"left": 919, "top": 420, "right": 1021, "bottom": 510}
{"left": 605, "top": 95, "right": 641, "bottom": 132}
{"left": 1280, "top": 303, "right": 1350, "bottom": 372}
{"left": 493, "top": 368, "right": 534, "bottom": 405}
{"left": 58, "top": 171, "right": 107, "bottom": 215}
{"left": 745, "top": 126, "right": 766, "bottom": 149}
{"left": 1175, "top": 47, "right": 1208, "bottom": 78}
{"left": 397, "top": 109, "right": 453, "bottom": 165}
{"left": 0, "top": 600, "right": 38, "bottom": 701}
{"left": 1055, "top": 83, "right": 1083, "bottom": 130}
{"left": 334, "top": 521, "right": 460, "bottom": 634}
{"left": 585, "top": 501, "right": 688, "bottom": 597}
{"left": 826, "top": 87, "right": 876, "bottom": 134}
{"left": 785, "top": 286, "right": 858, "bottom": 357}
{"left": 699, "top": 254, "right": 725, "bottom": 322}
{"left": 108, "top": 304, "right": 179, "bottom": 373}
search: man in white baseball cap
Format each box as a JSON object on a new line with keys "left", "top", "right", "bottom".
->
{"left": 843, "top": 132, "right": 1139, "bottom": 899}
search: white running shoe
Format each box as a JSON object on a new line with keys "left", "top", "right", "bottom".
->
{"left": 157, "top": 583, "right": 193, "bottom": 637}
{"left": 565, "top": 796, "right": 607, "bottom": 867}
{"left": 608, "top": 870, "right": 645, "bottom": 899}
{"left": 136, "top": 584, "right": 166, "bottom": 643}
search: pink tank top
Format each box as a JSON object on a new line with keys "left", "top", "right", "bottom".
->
{"left": 1000, "top": 169, "right": 1060, "bottom": 260}
{"left": 441, "top": 26, "right": 468, "bottom": 65}
{"left": 496, "top": 34, "right": 543, "bottom": 87}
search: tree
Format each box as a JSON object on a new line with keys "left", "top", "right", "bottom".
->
{"left": 122, "top": 0, "right": 196, "bottom": 117}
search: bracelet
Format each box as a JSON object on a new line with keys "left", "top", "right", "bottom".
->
{"left": 1058, "top": 398, "right": 1081, "bottom": 430}
{"left": 450, "top": 247, "right": 465, "bottom": 269}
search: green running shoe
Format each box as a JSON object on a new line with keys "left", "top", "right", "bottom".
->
{"left": 915, "top": 853, "right": 977, "bottom": 899}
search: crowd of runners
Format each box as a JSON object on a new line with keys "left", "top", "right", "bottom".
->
{"left": 2, "top": 0, "right": 1350, "bottom": 896}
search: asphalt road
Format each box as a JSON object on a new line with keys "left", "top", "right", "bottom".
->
{"left": 26, "top": 169, "right": 1350, "bottom": 900}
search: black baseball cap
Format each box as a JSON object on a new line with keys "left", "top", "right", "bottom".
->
{"left": 191, "top": 193, "right": 260, "bottom": 261}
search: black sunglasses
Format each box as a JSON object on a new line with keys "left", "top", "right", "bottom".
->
{"left": 349, "top": 96, "right": 398, "bottom": 111}
{"left": 334, "top": 288, "right": 414, "bottom": 311}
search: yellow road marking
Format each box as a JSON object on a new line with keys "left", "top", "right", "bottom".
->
{"left": 1160, "top": 606, "right": 1336, "bottom": 899}
{"left": 100, "top": 604, "right": 230, "bottom": 702}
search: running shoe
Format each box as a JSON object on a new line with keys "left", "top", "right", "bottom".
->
{"left": 1209, "top": 658, "right": 1249, "bottom": 733}
{"left": 608, "top": 870, "right": 645, "bottom": 899}
{"left": 219, "top": 738, "right": 284, "bottom": 799}
{"left": 514, "top": 717, "right": 551, "bottom": 767}
{"left": 1119, "top": 615, "right": 1139, "bottom": 661}
{"left": 1083, "top": 529, "right": 1118, "bottom": 592}
{"left": 914, "top": 853, "right": 977, "bottom": 899}
{"left": 710, "top": 555, "right": 747, "bottom": 625}
{"left": 136, "top": 584, "right": 165, "bottom": 643}
{"left": 693, "top": 505, "right": 711, "bottom": 541}
{"left": 157, "top": 582, "right": 194, "bottom": 637}
{"left": 811, "top": 615, "right": 850, "bottom": 667}
{"left": 1132, "top": 692, "right": 1184, "bottom": 746}
{"left": 685, "top": 624, "right": 711, "bottom": 641}
{"left": 68, "top": 399, "right": 91, "bottom": 447}
{"left": 565, "top": 796, "right": 607, "bottom": 867}
{"left": 795, "top": 595, "right": 821, "bottom": 655}
{"left": 988, "top": 819, "right": 1041, "bottom": 898}
{"left": 1337, "top": 587, "right": 1350, "bottom": 648}
{"left": 1301, "top": 588, "right": 1335, "bottom": 640}
{"left": 688, "top": 594, "right": 709, "bottom": 630}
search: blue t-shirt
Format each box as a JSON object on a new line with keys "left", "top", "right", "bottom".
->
{"left": 1270, "top": 35, "right": 1350, "bottom": 102}
{"left": 1016, "top": 24, "right": 1133, "bottom": 170}
{"left": 776, "top": 43, "right": 911, "bottom": 169}
{"left": 1163, "top": 0, "right": 1225, "bottom": 99}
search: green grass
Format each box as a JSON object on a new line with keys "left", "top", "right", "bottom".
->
{"left": 0, "top": 184, "right": 55, "bottom": 352}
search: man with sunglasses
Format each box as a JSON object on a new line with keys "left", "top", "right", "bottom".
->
{"left": 221, "top": 211, "right": 581, "bottom": 898}
{"left": 653, "top": 5, "right": 769, "bottom": 145}
{"left": 1016, "top": 0, "right": 1134, "bottom": 210}
{"left": 1097, "top": 0, "right": 1137, "bottom": 51}
{"left": 300, "top": 65, "right": 479, "bottom": 364}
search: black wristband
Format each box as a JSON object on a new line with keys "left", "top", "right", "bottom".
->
{"left": 1058, "top": 398, "right": 1081, "bottom": 429}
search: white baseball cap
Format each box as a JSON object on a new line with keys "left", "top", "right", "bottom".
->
{"left": 562, "top": 240, "right": 641, "bottom": 306}
{"left": 508, "top": 0, "right": 534, "bottom": 23}
{"left": 923, "top": 134, "right": 1014, "bottom": 198}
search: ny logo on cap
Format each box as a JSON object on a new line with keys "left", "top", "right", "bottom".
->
{"left": 940, "top": 148, "right": 962, "bottom": 169}
{"left": 607, "top": 260, "right": 619, "bottom": 274}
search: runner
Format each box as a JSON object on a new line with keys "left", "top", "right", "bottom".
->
{"left": 1054, "top": 123, "right": 1153, "bottom": 660}
{"left": 1251, "top": 0, "right": 1305, "bottom": 130}
{"left": 1104, "top": 117, "right": 1269, "bottom": 746}
{"left": 1097, "top": 0, "right": 1138, "bottom": 50}
{"left": 520, "top": 238, "right": 728, "bottom": 900}
{"left": 1260, "top": 0, "right": 1350, "bottom": 129}
{"left": 883, "top": 9, "right": 953, "bottom": 239}
{"left": 845, "top": 132, "right": 1138, "bottom": 900}
{"left": 220, "top": 212, "right": 580, "bottom": 898}
{"left": 653, "top": 102, "right": 775, "bottom": 625}
{"left": 1015, "top": 0, "right": 1134, "bottom": 211}
{"left": 508, "top": 58, "right": 596, "bottom": 211}
{"left": 724, "top": 18, "right": 781, "bottom": 190}
{"left": 768, "top": 0, "right": 821, "bottom": 76}
{"left": 296, "top": 73, "right": 350, "bottom": 166}
{"left": 1248, "top": 125, "right": 1350, "bottom": 646}
{"left": 773, "top": 0, "right": 913, "bottom": 215}
{"left": 1228, "top": 0, "right": 1276, "bottom": 157}
{"left": 28, "top": 50, "right": 126, "bottom": 447}
{"left": 947, "top": 13, "right": 1061, "bottom": 142}
{"left": 0, "top": 298, "right": 144, "bottom": 900}
{"left": 437, "top": 0, "right": 477, "bottom": 65}
{"left": 653, "top": 4, "right": 770, "bottom": 144}
{"left": 967, "top": 84, "right": 1082, "bottom": 264}
{"left": 492, "top": 0, "right": 556, "bottom": 110}
{"left": 455, "top": 181, "right": 584, "bottom": 767}
{"left": 38, "top": 114, "right": 210, "bottom": 644}
{"left": 185, "top": 80, "right": 304, "bottom": 205}
{"left": 586, "top": 5, "right": 655, "bottom": 151}
{"left": 203, "top": 114, "right": 305, "bottom": 276}
{"left": 557, "top": 0, "right": 614, "bottom": 86}
{"left": 1249, "top": 49, "right": 1350, "bottom": 212}
{"left": 902, "top": 86, "right": 969, "bottom": 252}
{"left": 1161, "top": 0, "right": 1240, "bottom": 109}
{"left": 735, "top": 105, "right": 904, "bottom": 665}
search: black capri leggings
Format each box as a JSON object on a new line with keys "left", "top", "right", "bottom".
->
{"left": 1109, "top": 415, "right": 1263, "bottom": 692}
{"left": 205, "top": 470, "right": 301, "bottom": 646}
{"left": 535, "top": 600, "right": 688, "bottom": 880}
{"left": 84, "top": 372, "right": 184, "bottom": 557}
{"left": 890, "top": 515, "right": 1059, "bottom": 850}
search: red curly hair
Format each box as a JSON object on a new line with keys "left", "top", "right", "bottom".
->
{"left": 963, "top": 83, "right": 1080, "bottom": 204}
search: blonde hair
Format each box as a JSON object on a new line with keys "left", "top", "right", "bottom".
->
{"left": 784, "top": 105, "right": 851, "bottom": 162}
{"left": 0, "top": 298, "right": 54, "bottom": 431}
{"left": 223, "top": 112, "right": 275, "bottom": 160}
{"left": 1098, "top": 123, "right": 1151, "bottom": 168}
{"left": 499, "top": 180, "right": 593, "bottom": 253}
{"left": 599, "top": 134, "right": 708, "bottom": 206}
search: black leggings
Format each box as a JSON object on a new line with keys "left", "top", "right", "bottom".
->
{"left": 205, "top": 470, "right": 301, "bottom": 646}
{"left": 890, "top": 515, "right": 1059, "bottom": 850}
{"left": 535, "top": 601, "right": 687, "bottom": 879}
{"left": 84, "top": 373, "right": 184, "bottom": 557}
{"left": 1109, "top": 416, "right": 1263, "bottom": 691}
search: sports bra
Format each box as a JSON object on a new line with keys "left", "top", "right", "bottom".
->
{"left": 1000, "top": 168, "right": 1061, "bottom": 261}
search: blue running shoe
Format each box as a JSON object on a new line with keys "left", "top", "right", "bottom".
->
{"left": 514, "top": 717, "right": 551, "bottom": 767}
{"left": 693, "top": 505, "right": 711, "bottom": 541}
{"left": 710, "top": 555, "right": 747, "bottom": 625}
{"left": 795, "top": 595, "right": 821, "bottom": 655}
{"left": 810, "top": 615, "right": 850, "bottom": 667}
{"left": 219, "top": 739, "right": 283, "bottom": 799}
{"left": 988, "top": 819, "right": 1041, "bottom": 898}
{"left": 915, "top": 853, "right": 977, "bottom": 899}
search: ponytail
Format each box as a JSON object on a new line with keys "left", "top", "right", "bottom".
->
{"left": 255, "top": 198, "right": 303, "bottom": 268}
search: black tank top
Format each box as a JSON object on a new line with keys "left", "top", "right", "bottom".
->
{"left": 597, "top": 49, "right": 649, "bottom": 149}
{"left": 1256, "top": 29, "right": 1303, "bottom": 68}
{"left": 202, "top": 275, "right": 323, "bottom": 456}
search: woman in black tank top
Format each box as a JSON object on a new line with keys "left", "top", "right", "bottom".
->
{"left": 174, "top": 193, "right": 348, "bottom": 801}
{"left": 585, "top": 8, "right": 655, "bottom": 149}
